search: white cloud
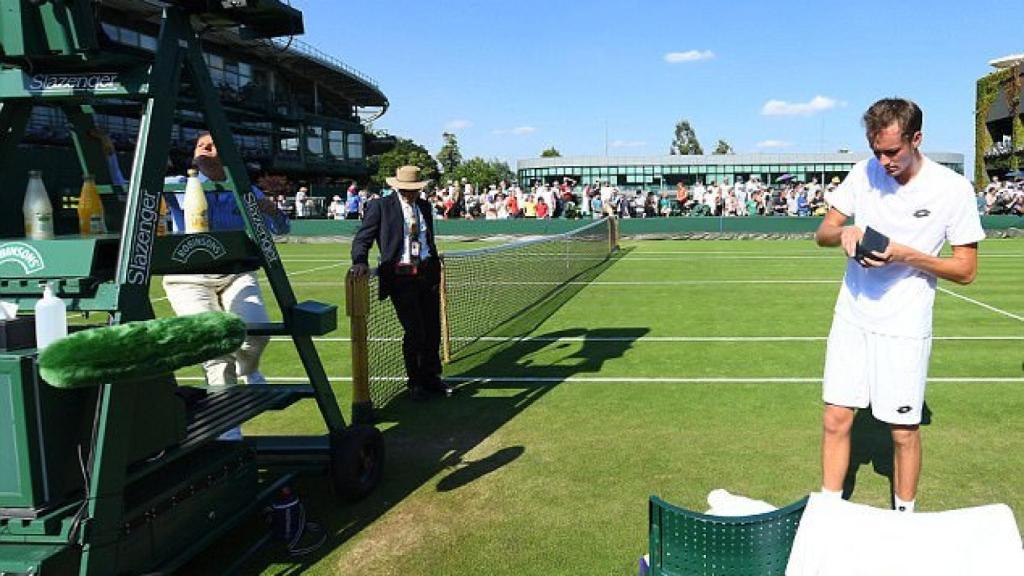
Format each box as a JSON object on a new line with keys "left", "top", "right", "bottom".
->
{"left": 761, "top": 95, "right": 840, "bottom": 116}
{"left": 756, "top": 139, "right": 792, "bottom": 148}
{"left": 664, "top": 50, "right": 715, "bottom": 63}
{"left": 492, "top": 126, "right": 537, "bottom": 136}
{"left": 444, "top": 119, "right": 472, "bottom": 131}
{"left": 610, "top": 140, "right": 646, "bottom": 148}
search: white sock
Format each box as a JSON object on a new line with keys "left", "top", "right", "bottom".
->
{"left": 820, "top": 487, "right": 843, "bottom": 499}
{"left": 894, "top": 495, "right": 915, "bottom": 512}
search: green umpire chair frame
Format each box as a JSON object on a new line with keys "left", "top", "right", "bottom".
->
{"left": 648, "top": 495, "right": 809, "bottom": 576}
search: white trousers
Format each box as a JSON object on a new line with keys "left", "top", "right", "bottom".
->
{"left": 162, "top": 272, "right": 270, "bottom": 386}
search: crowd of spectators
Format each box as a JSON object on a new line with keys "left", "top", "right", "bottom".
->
{"left": 275, "top": 173, "right": 1024, "bottom": 222}
{"left": 342, "top": 176, "right": 837, "bottom": 221}
{"left": 980, "top": 176, "right": 1024, "bottom": 216}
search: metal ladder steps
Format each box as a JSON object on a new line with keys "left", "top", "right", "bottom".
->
{"left": 125, "top": 385, "right": 313, "bottom": 483}
{"left": 180, "top": 384, "right": 315, "bottom": 451}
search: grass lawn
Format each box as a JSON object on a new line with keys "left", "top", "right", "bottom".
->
{"left": 175, "top": 235, "right": 1024, "bottom": 575}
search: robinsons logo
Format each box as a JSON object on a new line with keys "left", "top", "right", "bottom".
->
{"left": 0, "top": 242, "right": 46, "bottom": 274}
{"left": 28, "top": 73, "right": 120, "bottom": 93}
{"left": 171, "top": 234, "right": 227, "bottom": 263}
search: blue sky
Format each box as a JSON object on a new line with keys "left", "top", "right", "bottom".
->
{"left": 296, "top": 0, "right": 1020, "bottom": 175}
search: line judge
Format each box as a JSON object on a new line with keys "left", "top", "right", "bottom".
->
{"left": 350, "top": 166, "right": 451, "bottom": 401}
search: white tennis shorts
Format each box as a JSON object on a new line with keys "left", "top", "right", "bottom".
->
{"left": 822, "top": 314, "right": 932, "bottom": 425}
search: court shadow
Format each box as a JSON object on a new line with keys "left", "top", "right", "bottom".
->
{"left": 436, "top": 445, "right": 525, "bottom": 492}
{"left": 843, "top": 402, "right": 933, "bottom": 501}
{"left": 192, "top": 247, "right": 646, "bottom": 574}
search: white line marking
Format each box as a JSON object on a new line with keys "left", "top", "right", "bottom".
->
{"left": 284, "top": 262, "right": 347, "bottom": 276}
{"left": 625, "top": 251, "right": 1024, "bottom": 258}
{"left": 276, "top": 253, "right": 1024, "bottom": 261}
{"left": 269, "top": 335, "right": 1024, "bottom": 343}
{"left": 262, "top": 279, "right": 840, "bottom": 286}
{"left": 435, "top": 377, "right": 1024, "bottom": 384}
{"left": 937, "top": 287, "right": 1024, "bottom": 322}
{"left": 449, "top": 280, "right": 838, "bottom": 286}
{"left": 512, "top": 255, "right": 1024, "bottom": 262}
{"left": 257, "top": 279, "right": 842, "bottom": 287}
{"left": 174, "top": 376, "right": 1024, "bottom": 384}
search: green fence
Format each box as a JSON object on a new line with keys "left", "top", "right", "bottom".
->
{"left": 288, "top": 215, "right": 1023, "bottom": 237}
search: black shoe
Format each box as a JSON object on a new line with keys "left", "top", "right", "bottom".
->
{"left": 409, "top": 386, "right": 429, "bottom": 402}
{"left": 425, "top": 379, "right": 453, "bottom": 397}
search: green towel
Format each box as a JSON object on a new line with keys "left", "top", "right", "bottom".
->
{"left": 38, "top": 311, "right": 246, "bottom": 389}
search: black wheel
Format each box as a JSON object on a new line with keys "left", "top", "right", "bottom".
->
{"left": 330, "top": 425, "right": 385, "bottom": 501}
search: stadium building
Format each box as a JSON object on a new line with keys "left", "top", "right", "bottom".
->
{"left": 976, "top": 53, "right": 1024, "bottom": 187}
{"left": 21, "top": 0, "right": 392, "bottom": 192}
{"left": 517, "top": 152, "right": 965, "bottom": 189}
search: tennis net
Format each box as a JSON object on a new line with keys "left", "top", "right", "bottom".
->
{"left": 347, "top": 217, "right": 618, "bottom": 410}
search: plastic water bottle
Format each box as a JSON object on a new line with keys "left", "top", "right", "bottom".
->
{"left": 23, "top": 170, "right": 54, "bottom": 240}
{"left": 35, "top": 283, "right": 67, "bottom": 349}
{"left": 183, "top": 168, "right": 209, "bottom": 233}
{"left": 77, "top": 174, "right": 106, "bottom": 235}
{"left": 156, "top": 196, "right": 170, "bottom": 236}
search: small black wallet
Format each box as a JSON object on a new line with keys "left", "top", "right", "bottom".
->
{"left": 855, "top": 226, "right": 890, "bottom": 263}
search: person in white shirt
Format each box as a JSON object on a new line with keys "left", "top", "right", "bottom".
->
{"left": 815, "top": 98, "right": 984, "bottom": 513}
{"left": 294, "top": 186, "right": 308, "bottom": 218}
{"left": 734, "top": 177, "right": 748, "bottom": 215}
{"left": 692, "top": 181, "right": 706, "bottom": 207}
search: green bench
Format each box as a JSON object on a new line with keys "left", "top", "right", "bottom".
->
{"left": 648, "top": 495, "right": 809, "bottom": 575}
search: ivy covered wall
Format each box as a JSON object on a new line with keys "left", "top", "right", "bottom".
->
{"left": 976, "top": 64, "right": 1023, "bottom": 190}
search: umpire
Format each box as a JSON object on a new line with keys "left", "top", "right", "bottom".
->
{"left": 350, "top": 166, "right": 450, "bottom": 401}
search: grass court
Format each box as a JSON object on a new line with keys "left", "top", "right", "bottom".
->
{"left": 166, "top": 234, "right": 1024, "bottom": 575}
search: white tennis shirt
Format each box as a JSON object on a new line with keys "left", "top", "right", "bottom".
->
{"left": 825, "top": 156, "right": 985, "bottom": 337}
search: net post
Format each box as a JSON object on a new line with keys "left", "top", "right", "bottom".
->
{"left": 346, "top": 270, "right": 373, "bottom": 424}
{"left": 439, "top": 255, "right": 452, "bottom": 364}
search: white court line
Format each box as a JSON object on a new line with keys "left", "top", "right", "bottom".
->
{"left": 441, "top": 376, "right": 1024, "bottom": 384}
{"left": 258, "top": 279, "right": 841, "bottom": 287}
{"left": 174, "top": 376, "right": 1024, "bottom": 384}
{"left": 624, "top": 250, "right": 1024, "bottom": 257}
{"left": 277, "top": 253, "right": 1024, "bottom": 261}
{"left": 467, "top": 280, "right": 836, "bottom": 285}
{"left": 937, "top": 287, "right": 1024, "bottom": 322}
{"left": 269, "top": 335, "right": 1024, "bottom": 343}
{"left": 152, "top": 262, "right": 345, "bottom": 303}
{"left": 618, "top": 255, "right": 1024, "bottom": 261}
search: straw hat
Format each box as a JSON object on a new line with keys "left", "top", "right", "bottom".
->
{"left": 830, "top": 176, "right": 841, "bottom": 185}
{"left": 386, "top": 165, "right": 430, "bottom": 190}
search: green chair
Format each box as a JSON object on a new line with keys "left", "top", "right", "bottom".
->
{"left": 648, "top": 495, "right": 809, "bottom": 576}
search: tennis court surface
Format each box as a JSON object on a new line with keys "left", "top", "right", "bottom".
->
{"left": 171, "top": 233, "right": 1024, "bottom": 576}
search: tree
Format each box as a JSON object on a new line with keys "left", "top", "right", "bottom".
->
{"left": 713, "top": 139, "right": 734, "bottom": 155}
{"left": 540, "top": 146, "right": 562, "bottom": 158}
{"left": 369, "top": 137, "right": 439, "bottom": 187}
{"left": 256, "top": 174, "right": 291, "bottom": 197}
{"left": 670, "top": 119, "right": 703, "bottom": 155}
{"left": 437, "top": 132, "right": 463, "bottom": 175}
{"left": 452, "top": 157, "right": 514, "bottom": 189}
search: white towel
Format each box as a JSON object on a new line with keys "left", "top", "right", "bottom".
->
{"left": 787, "top": 493, "right": 1024, "bottom": 575}
{"left": 705, "top": 489, "right": 778, "bottom": 516}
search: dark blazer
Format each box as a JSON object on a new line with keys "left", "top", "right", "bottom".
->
{"left": 351, "top": 193, "right": 439, "bottom": 297}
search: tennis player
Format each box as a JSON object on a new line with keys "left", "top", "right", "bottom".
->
{"left": 815, "top": 98, "right": 985, "bottom": 512}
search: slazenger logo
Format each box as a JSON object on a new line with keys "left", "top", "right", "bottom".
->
{"left": 913, "top": 209, "right": 931, "bottom": 218}
{"left": 171, "top": 234, "right": 227, "bottom": 263}
{"left": 243, "top": 191, "right": 280, "bottom": 264}
{"left": 28, "top": 72, "right": 120, "bottom": 93}
{"left": 0, "top": 242, "right": 46, "bottom": 274}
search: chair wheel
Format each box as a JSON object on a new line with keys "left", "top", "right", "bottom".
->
{"left": 329, "top": 425, "right": 384, "bottom": 501}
